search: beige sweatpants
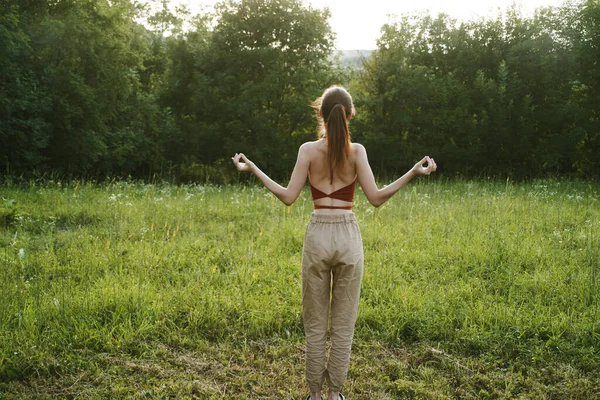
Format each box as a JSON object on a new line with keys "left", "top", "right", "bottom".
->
{"left": 301, "top": 212, "right": 364, "bottom": 393}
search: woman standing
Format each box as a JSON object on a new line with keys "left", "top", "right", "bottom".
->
{"left": 232, "top": 86, "right": 436, "bottom": 400}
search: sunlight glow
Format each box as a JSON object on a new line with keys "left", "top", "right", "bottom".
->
{"left": 176, "top": 0, "right": 567, "bottom": 49}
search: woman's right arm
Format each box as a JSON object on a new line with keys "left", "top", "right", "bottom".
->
{"left": 355, "top": 144, "right": 436, "bottom": 208}
{"left": 232, "top": 143, "right": 310, "bottom": 206}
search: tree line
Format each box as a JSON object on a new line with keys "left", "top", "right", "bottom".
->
{"left": 1, "top": 0, "right": 598, "bottom": 181}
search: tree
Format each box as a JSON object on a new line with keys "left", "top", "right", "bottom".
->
{"left": 163, "top": 0, "right": 339, "bottom": 179}
{"left": 0, "top": 4, "right": 49, "bottom": 171}
{"left": 351, "top": 2, "right": 600, "bottom": 178}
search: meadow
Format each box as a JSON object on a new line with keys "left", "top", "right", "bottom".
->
{"left": 0, "top": 178, "right": 599, "bottom": 399}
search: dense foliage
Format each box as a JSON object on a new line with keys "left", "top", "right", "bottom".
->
{"left": 1, "top": 0, "right": 598, "bottom": 180}
{"left": 352, "top": 1, "right": 600, "bottom": 178}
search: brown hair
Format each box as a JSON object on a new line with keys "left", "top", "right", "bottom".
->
{"left": 312, "top": 86, "right": 355, "bottom": 183}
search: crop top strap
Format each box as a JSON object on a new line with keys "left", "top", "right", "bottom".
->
{"left": 309, "top": 176, "right": 357, "bottom": 203}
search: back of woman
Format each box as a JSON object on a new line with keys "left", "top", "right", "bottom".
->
{"left": 306, "top": 139, "right": 358, "bottom": 211}
{"left": 232, "top": 85, "right": 436, "bottom": 400}
{"left": 307, "top": 86, "right": 357, "bottom": 212}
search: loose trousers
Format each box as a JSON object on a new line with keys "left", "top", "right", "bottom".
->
{"left": 301, "top": 212, "right": 364, "bottom": 393}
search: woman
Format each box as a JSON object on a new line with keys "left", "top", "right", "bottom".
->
{"left": 232, "top": 86, "right": 436, "bottom": 400}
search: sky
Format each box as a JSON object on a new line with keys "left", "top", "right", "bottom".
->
{"left": 177, "top": 0, "right": 566, "bottom": 50}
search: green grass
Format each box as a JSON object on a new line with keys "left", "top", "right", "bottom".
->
{"left": 1, "top": 178, "right": 599, "bottom": 399}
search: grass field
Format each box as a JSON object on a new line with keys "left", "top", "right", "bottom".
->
{"left": 1, "top": 178, "right": 599, "bottom": 399}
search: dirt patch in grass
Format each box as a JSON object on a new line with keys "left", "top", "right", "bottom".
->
{"left": 2, "top": 339, "right": 599, "bottom": 399}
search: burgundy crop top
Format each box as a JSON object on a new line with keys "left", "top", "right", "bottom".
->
{"left": 309, "top": 176, "right": 357, "bottom": 210}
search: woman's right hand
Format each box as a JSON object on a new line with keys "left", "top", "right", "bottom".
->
{"left": 412, "top": 156, "right": 437, "bottom": 176}
{"left": 232, "top": 153, "right": 255, "bottom": 172}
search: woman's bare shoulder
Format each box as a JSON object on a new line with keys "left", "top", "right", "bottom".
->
{"left": 300, "top": 139, "right": 326, "bottom": 153}
{"left": 350, "top": 142, "right": 367, "bottom": 155}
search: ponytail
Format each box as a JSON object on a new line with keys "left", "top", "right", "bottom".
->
{"left": 312, "top": 86, "right": 354, "bottom": 183}
{"left": 326, "top": 103, "right": 351, "bottom": 184}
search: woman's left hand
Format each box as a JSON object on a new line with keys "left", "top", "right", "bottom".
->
{"left": 232, "top": 153, "right": 255, "bottom": 172}
{"left": 412, "top": 156, "right": 437, "bottom": 176}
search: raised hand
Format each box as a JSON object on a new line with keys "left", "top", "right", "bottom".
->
{"left": 412, "top": 156, "right": 437, "bottom": 176}
{"left": 232, "top": 153, "right": 255, "bottom": 172}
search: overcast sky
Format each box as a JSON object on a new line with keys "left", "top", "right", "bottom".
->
{"left": 176, "top": 0, "right": 566, "bottom": 50}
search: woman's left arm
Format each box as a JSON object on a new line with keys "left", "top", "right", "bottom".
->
{"left": 232, "top": 143, "right": 310, "bottom": 206}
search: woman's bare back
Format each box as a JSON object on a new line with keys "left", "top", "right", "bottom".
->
{"left": 305, "top": 139, "right": 358, "bottom": 210}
